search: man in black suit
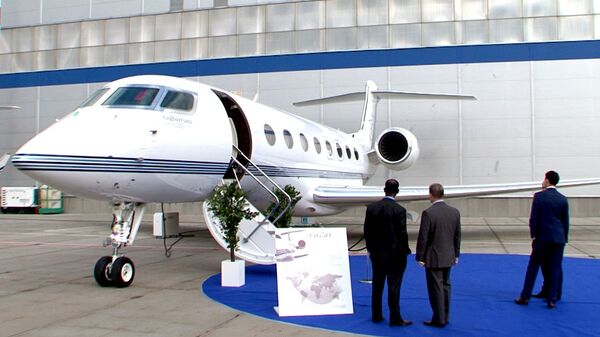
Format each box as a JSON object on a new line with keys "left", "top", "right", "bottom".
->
{"left": 515, "top": 170, "right": 569, "bottom": 309}
{"left": 364, "top": 179, "right": 412, "bottom": 327}
{"left": 416, "top": 183, "right": 461, "bottom": 328}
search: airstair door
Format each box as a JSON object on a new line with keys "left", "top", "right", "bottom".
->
{"left": 203, "top": 199, "right": 276, "bottom": 265}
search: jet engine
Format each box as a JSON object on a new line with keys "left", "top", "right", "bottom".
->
{"left": 374, "top": 127, "right": 420, "bottom": 171}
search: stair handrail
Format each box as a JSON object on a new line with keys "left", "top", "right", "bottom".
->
{"left": 228, "top": 156, "right": 279, "bottom": 225}
{"left": 231, "top": 145, "right": 292, "bottom": 224}
{"left": 228, "top": 156, "right": 290, "bottom": 242}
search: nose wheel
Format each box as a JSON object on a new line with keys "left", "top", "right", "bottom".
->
{"left": 94, "top": 202, "right": 145, "bottom": 288}
{"left": 111, "top": 256, "right": 135, "bottom": 288}
{"left": 93, "top": 256, "right": 114, "bottom": 287}
{"left": 93, "top": 256, "right": 136, "bottom": 288}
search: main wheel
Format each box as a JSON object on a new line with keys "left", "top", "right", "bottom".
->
{"left": 94, "top": 256, "right": 114, "bottom": 287}
{"left": 110, "top": 256, "right": 135, "bottom": 288}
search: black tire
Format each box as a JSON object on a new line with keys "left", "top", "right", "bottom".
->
{"left": 110, "top": 256, "right": 135, "bottom": 288}
{"left": 94, "top": 256, "right": 114, "bottom": 287}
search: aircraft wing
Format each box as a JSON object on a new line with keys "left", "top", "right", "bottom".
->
{"left": 313, "top": 178, "right": 600, "bottom": 205}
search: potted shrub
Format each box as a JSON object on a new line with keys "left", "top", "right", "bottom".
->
{"left": 267, "top": 184, "right": 301, "bottom": 228}
{"left": 207, "top": 182, "right": 257, "bottom": 287}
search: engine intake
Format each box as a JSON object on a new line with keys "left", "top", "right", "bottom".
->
{"left": 375, "top": 127, "right": 420, "bottom": 171}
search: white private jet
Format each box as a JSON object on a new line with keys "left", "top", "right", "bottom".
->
{"left": 5, "top": 75, "right": 600, "bottom": 287}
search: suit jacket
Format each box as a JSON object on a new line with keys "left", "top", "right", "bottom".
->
{"left": 364, "top": 198, "right": 411, "bottom": 258}
{"left": 416, "top": 201, "right": 461, "bottom": 268}
{"left": 529, "top": 188, "right": 569, "bottom": 243}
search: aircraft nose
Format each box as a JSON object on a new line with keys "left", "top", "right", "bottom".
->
{"left": 12, "top": 134, "right": 58, "bottom": 174}
{"left": 11, "top": 116, "right": 79, "bottom": 175}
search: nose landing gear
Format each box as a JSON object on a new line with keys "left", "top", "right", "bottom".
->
{"left": 93, "top": 202, "right": 145, "bottom": 288}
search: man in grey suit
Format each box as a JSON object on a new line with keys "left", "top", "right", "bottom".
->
{"left": 364, "top": 179, "right": 412, "bottom": 327}
{"left": 416, "top": 183, "right": 461, "bottom": 328}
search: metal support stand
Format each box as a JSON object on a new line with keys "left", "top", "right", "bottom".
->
{"left": 359, "top": 253, "right": 373, "bottom": 284}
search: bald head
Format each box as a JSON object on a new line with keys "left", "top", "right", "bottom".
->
{"left": 384, "top": 179, "right": 399, "bottom": 196}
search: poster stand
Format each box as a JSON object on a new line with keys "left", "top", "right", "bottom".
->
{"left": 274, "top": 228, "right": 354, "bottom": 317}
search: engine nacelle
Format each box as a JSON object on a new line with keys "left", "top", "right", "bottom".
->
{"left": 374, "top": 127, "right": 420, "bottom": 171}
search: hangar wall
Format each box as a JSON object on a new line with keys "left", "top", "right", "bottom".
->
{"left": 1, "top": 0, "right": 600, "bottom": 216}
{"left": 2, "top": 0, "right": 600, "bottom": 71}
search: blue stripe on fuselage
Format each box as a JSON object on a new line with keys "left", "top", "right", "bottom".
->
{"left": 12, "top": 154, "right": 363, "bottom": 179}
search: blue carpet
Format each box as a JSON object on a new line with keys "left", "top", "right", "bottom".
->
{"left": 202, "top": 254, "right": 600, "bottom": 337}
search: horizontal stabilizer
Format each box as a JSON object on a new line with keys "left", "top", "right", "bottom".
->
{"left": 293, "top": 90, "right": 475, "bottom": 107}
{"left": 0, "top": 106, "right": 21, "bottom": 110}
{"left": 313, "top": 177, "right": 600, "bottom": 205}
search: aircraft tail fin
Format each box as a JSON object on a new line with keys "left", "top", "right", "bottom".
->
{"left": 293, "top": 83, "right": 476, "bottom": 148}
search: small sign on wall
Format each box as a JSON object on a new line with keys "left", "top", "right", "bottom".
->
{"left": 274, "top": 227, "right": 353, "bottom": 317}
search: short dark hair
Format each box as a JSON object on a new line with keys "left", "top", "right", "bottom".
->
{"left": 545, "top": 170, "right": 560, "bottom": 186}
{"left": 429, "top": 183, "right": 444, "bottom": 198}
{"left": 384, "top": 179, "right": 399, "bottom": 195}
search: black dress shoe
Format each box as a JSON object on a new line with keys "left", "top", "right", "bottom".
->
{"left": 532, "top": 292, "right": 546, "bottom": 298}
{"left": 547, "top": 301, "right": 557, "bottom": 309}
{"left": 424, "top": 320, "right": 446, "bottom": 328}
{"left": 372, "top": 317, "right": 384, "bottom": 323}
{"left": 514, "top": 297, "right": 529, "bottom": 305}
{"left": 390, "top": 320, "right": 412, "bottom": 327}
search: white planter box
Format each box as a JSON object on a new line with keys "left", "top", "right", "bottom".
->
{"left": 221, "top": 259, "right": 245, "bottom": 287}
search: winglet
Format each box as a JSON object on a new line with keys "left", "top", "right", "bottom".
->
{"left": 0, "top": 153, "right": 11, "bottom": 171}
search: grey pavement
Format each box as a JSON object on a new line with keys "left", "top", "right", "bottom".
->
{"left": 0, "top": 213, "right": 599, "bottom": 337}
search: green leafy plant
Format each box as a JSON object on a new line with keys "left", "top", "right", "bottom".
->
{"left": 267, "top": 184, "right": 302, "bottom": 228}
{"left": 207, "top": 182, "right": 257, "bottom": 262}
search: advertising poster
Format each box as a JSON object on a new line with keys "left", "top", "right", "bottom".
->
{"left": 274, "top": 227, "right": 353, "bottom": 317}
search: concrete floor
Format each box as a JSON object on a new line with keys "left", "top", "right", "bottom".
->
{"left": 0, "top": 213, "right": 599, "bottom": 337}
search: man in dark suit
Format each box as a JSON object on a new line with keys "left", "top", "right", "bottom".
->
{"left": 515, "top": 170, "right": 569, "bottom": 309}
{"left": 416, "top": 183, "right": 461, "bottom": 328}
{"left": 364, "top": 179, "right": 412, "bottom": 327}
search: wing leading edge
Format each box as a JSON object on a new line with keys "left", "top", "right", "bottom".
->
{"left": 313, "top": 178, "right": 600, "bottom": 205}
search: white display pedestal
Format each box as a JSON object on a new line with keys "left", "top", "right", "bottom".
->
{"left": 221, "top": 260, "right": 245, "bottom": 287}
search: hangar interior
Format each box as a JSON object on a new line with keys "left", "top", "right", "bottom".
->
{"left": 1, "top": 0, "right": 599, "bottom": 217}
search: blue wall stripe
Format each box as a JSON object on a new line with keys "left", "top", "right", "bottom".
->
{"left": 1, "top": 40, "right": 600, "bottom": 89}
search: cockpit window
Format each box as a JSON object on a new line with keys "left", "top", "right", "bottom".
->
{"left": 79, "top": 88, "right": 109, "bottom": 107}
{"left": 160, "top": 91, "right": 194, "bottom": 111}
{"left": 102, "top": 87, "right": 159, "bottom": 107}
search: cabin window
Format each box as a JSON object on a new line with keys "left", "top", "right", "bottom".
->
{"left": 103, "top": 87, "right": 159, "bottom": 107}
{"left": 283, "top": 129, "right": 294, "bottom": 149}
{"left": 80, "top": 88, "right": 109, "bottom": 107}
{"left": 354, "top": 148, "right": 360, "bottom": 160}
{"left": 336, "top": 143, "right": 343, "bottom": 159}
{"left": 299, "top": 133, "right": 309, "bottom": 152}
{"left": 264, "top": 124, "right": 276, "bottom": 146}
{"left": 160, "top": 91, "right": 195, "bottom": 112}
{"left": 314, "top": 137, "right": 322, "bottom": 154}
{"left": 325, "top": 141, "right": 333, "bottom": 157}
{"left": 345, "top": 146, "right": 352, "bottom": 159}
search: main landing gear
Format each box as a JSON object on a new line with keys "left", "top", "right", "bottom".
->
{"left": 93, "top": 202, "right": 146, "bottom": 288}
